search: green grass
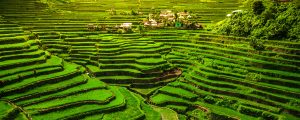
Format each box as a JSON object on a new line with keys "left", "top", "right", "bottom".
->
{"left": 141, "top": 102, "right": 161, "bottom": 120}
{"left": 151, "top": 105, "right": 178, "bottom": 120}
{"left": 5, "top": 75, "right": 86, "bottom": 100}
{"left": 136, "top": 58, "right": 165, "bottom": 64}
{"left": 14, "top": 113, "right": 28, "bottom": 120}
{"left": 28, "top": 86, "right": 125, "bottom": 120}
{"left": 25, "top": 89, "right": 113, "bottom": 110}
{"left": 0, "top": 101, "right": 13, "bottom": 118}
{"left": 130, "top": 86, "right": 161, "bottom": 96}
{"left": 16, "top": 77, "right": 107, "bottom": 106}
{"left": 195, "top": 101, "right": 258, "bottom": 120}
{"left": 150, "top": 93, "right": 192, "bottom": 105}
{"left": 186, "top": 108, "right": 207, "bottom": 120}
{"left": 0, "top": 61, "right": 81, "bottom": 93}
{"left": 0, "top": 100, "right": 27, "bottom": 120}
{"left": 159, "top": 86, "right": 198, "bottom": 100}
{"left": 165, "top": 104, "right": 188, "bottom": 113}
{"left": 102, "top": 87, "right": 144, "bottom": 120}
{"left": 82, "top": 114, "right": 104, "bottom": 120}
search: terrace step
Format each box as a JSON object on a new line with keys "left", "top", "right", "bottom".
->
{"left": 158, "top": 86, "right": 198, "bottom": 101}
{"left": 0, "top": 100, "right": 21, "bottom": 120}
{"left": 16, "top": 78, "right": 107, "bottom": 106}
{"left": 30, "top": 86, "right": 126, "bottom": 120}
{"left": 0, "top": 50, "right": 45, "bottom": 61}
{"left": 25, "top": 89, "right": 114, "bottom": 114}
{"left": 0, "top": 55, "right": 61, "bottom": 79}
{"left": 0, "top": 40, "right": 36, "bottom": 51}
{"left": 7, "top": 75, "right": 88, "bottom": 103}
{"left": 0, "top": 62, "right": 83, "bottom": 96}
{"left": 0, "top": 45, "right": 39, "bottom": 57}
{"left": 150, "top": 93, "right": 192, "bottom": 106}
{"left": 101, "top": 87, "right": 145, "bottom": 120}
{"left": 0, "top": 36, "right": 26, "bottom": 45}
{"left": 0, "top": 55, "right": 47, "bottom": 71}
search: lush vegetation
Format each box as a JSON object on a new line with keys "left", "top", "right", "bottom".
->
{"left": 215, "top": 0, "right": 300, "bottom": 41}
{"left": 0, "top": 0, "right": 299, "bottom": 120}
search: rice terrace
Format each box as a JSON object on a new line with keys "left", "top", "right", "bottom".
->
{"left": 0, "top": 0, "right": 299, "bottom": 119}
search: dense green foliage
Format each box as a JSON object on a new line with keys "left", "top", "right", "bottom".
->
{"left": 252, "top": 1, "right": 265, "bottom": 15}
{"left": 215, "top": 1, "right": 300, "bottom": 40}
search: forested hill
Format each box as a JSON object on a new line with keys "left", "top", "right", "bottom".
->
{"left": 215, "top": 0, "right": 300, "bottom": 41}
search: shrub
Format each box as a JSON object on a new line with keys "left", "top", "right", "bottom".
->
{"left": 59, "top": 34, "right": 66, "bottom": 39}
{"left": 29, "top": 32, "right": 39, "bottom": 40}
{"left": 288, "top": 99, "right": 300, "bottom": 108}
{"left": 109, "top": 8, "right": 117, "bottom": 15}
{"left": 237, "top": 105, "right": 263, "bottom": 117}
{"left": 98, "top": 25, "right": 107, "bottom": 31}
{"left": 252, "top": 1, "right": 265, "bottom": 15}
{"left": 295, "top": 1, "right": 300, "bottom": 8}
{"left": 204, "top": 95, "right": 217, "bottom": 104}
{"left": 249, "top": 38, "right": 265, "bottom": 51}
{"left": 245, "top": 73, "right": 262, "bottom": 82}
{"left": 0, "top": 16, "right": 4, "bottom": 21}
{"left": 2, "top": 108, "right": 20, "bottom": 120}
{"left": 287, "top": 20, "right": 300, "bottom": 41}
{"left": 137, "top": 25, "right": 144, "bottom": 34}
{"left": 262, "top": 111, "right": 279, "bottom": 120}
{"left": 131, "top": 10, "right": 138, "bottom": 15}
{"left": 117, "top": 29, "right": 126, "bottom": 34}
{"left": 216, "top": 98, "right": 237, "bottom": 109}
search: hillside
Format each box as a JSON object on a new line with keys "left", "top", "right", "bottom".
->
{"left": 215, "top": 0, "right": 300, "bottom": 40}
{"left": 0, "top": 0, "right": 299, "bottom": 120}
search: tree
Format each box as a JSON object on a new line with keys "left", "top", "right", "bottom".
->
{"left": 131, "top": 9, "right": 138, "bottom": 15}
{"left": 174, "top": 12, "right": 178, "bottom": 21}
{"left": 215, "top": 0, "right": 300, "bottom": 40}
{"left": 137, "top": 25, "right": 144, "bottom": 34}
{"left": 250, "top": 38, "right": 265, "bottom": 51}
{"left": 0, "top": 16, "right": 4, "bottom": 21}
{"left": 252, "top": 1, "right": 265, "bottom": 15}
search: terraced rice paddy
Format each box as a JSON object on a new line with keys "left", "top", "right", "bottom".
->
{"left": 0, "top": 0, "right": 299, "bottom": 120}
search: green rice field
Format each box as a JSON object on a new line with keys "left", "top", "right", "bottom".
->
{"left": 0, "top": 0, "right": 299, "bottom": 120}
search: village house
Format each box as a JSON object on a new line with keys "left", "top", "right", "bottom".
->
{"left": 159, "top": 10, "right": 175, "bottom": 22}
{"left": 106, "top": 23, "right": 133, "bottom": 33}
{"left": 142, "top": 9, "right": 202, "bottom": 29}
{"left": 144, "top": 19, "right": 157, "bottom": 27}
{"left": 120, "top": 23, "right": 132, "bottom": 29}
{"left": 226, "top": 10, "right": 243, "bottom": 17}
{"left": 87, "top": 24, "right": 97, "bottom": 31}
{"left": 177, "top": 11, "right": 191, "bottom": 20}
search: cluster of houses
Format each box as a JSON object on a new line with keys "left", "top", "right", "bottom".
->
{"left": 87, "top": 9, "right": 204, "bottom": 33}
{"left": 142, "top": 10, "right": 203, "bottom": 29}
{"left": 87, "top": 23, "right": 133, "bottom": 33}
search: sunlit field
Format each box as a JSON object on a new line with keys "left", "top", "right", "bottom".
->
{"left": 0, "top": 0, "right": 299, "bottom": 120}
